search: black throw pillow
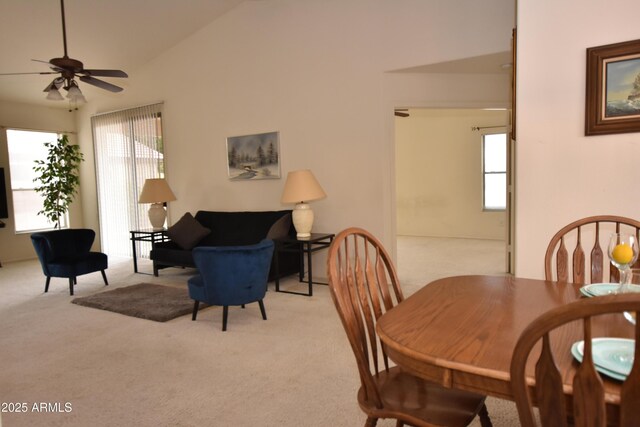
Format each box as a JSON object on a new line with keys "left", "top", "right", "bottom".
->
{"left": 166, "top": 213, "right": 211, "bottom": 250}
{"left": 266, "top": 213, "right": 291, "bottom": 240}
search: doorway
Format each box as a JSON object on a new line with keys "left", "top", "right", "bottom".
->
{"left": 394, "top": 108, "right": 510, "bottom": 277}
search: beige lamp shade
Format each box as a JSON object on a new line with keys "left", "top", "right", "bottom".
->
{"left": 138, "top": 178, "right": 177, "bottom": 204}
{"left": 281, "top": 170, "right": 326, "bottom": 238}
{"left": 138, "top": 178, "right": 177, "bottom": 230}
{"left": 281, "top": 170, "right": 326, "bottom": 204}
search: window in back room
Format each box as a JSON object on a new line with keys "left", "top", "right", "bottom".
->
{"left": 482, "top": 132, "right": 507, "bottom": 211}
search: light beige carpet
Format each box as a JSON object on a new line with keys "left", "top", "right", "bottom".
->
{"left": 0, "top": 236, "right": 520, "bottom": 426}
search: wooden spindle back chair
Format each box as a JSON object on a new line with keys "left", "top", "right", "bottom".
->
{"left": 327, "top": 227, "right": 492, "bottom": 427}
{"left": 544, "top": 215, "right": 640, "bottom": 284}
{"left": 510, "top": 293, "right": 640, "bottom": 427}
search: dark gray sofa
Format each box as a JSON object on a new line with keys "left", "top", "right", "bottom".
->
{"left": 150, "top": 210, "right": 299, "bottom": 280}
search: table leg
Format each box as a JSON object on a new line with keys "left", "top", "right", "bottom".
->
{"left": 306, "top": 242, "right": 313, "bottom": 296}
{"left": 298, "top": 244, "right": 305, "bottom": 282}
{"left": 131, "top": 233, "right": 139, "bottom": 273}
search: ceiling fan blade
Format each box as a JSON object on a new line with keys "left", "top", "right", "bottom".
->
{"left": 395, "top": 111, "right": 409, "bottom": 117}
{"left": 82, "top": 69, "right": 128, "bottom": 78}
{"left": 79, "top": 75, "right": 123, "bottom": 92}
{"left": 0, "top": 71, "right": 59, "bottom": 76}
{"left": 32, "top": 59, "right": 58, "bottom": 67}
{"left": 31, "top": 59, "right": 65, "bottom": 73}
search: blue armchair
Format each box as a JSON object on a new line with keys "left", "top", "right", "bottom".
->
{"left": 188, "top": 239, "right": 274, "bottom": 331}
{"left": 31, "top": 229, "right": 108, "bottom": 296}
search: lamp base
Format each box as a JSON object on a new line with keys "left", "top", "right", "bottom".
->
{"left": 292, "top": 202, "right": 314, "bottom": 238}
{"left": 148, "top": 203, "right": 167, "bottom": 230}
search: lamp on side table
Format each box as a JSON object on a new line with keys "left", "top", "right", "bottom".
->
{"left": 138, "top": 178, "right": 176, "bottom": 230}
{"left": 280, "top": 169, "right": 326, "bottom": 238}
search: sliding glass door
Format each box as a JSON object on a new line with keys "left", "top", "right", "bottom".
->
{"left": 92, "top": 103, "right": 165, "bottom": 258}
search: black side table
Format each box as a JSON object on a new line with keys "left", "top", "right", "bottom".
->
{"left": 273, "top": 232, "right": 335, "bottom": 296}
{"left": 129, "top": 229, "right": 169, "bottom": 274}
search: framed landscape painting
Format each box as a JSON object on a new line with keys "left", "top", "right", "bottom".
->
{"left": 227, "top": 131, "right": 280, "bottom": 180}
{"left": 586, "top": 39, "right": 640, "bottom": 135}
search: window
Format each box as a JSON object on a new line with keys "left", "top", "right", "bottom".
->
{"left": 482, "top": 132, "right": 507, "bottom": 210}
{"left": 6, "top": 129, "right": 67, "bottom": 232}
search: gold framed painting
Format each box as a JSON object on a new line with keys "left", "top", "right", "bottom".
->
{"left": 586, "top": 39, "right": 640, "bottom": 136}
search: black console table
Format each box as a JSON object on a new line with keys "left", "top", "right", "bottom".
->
{"left": 273, "top": 232, "right": 335, "bottom": 296}
{"left": 129, "top": 229, "right": 169, "bottom": 274}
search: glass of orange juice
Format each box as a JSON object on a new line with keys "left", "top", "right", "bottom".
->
{"left": 608, "top": 233, "right": 639, "bottom": 293}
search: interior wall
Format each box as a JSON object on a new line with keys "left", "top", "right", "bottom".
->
{"left": 71, "top": 0, "right": 514, "bottom": 267}
{"left": 516, "top": 0, "right": 640, "bottom": 279}
{"left": 396, "top": 108, "right": 508, "bottom": 240}
{"left": 0, "top": 100, "right": 79, "bottom": 262}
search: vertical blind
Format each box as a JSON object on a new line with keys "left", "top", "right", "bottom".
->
{"left": 92, "top": 103, "right": 165, "bottom": 258}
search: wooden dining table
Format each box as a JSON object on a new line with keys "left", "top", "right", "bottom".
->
{"left": 376, "top": 275, "right": 634, "bottom": 405}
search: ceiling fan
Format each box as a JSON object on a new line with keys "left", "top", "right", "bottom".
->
{"left": 395, "top": 109, "right": 409, "bottom": 117}
{"left": 0, "top": 0, "right": 127, "bottom": 104}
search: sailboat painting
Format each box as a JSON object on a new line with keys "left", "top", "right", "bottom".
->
{"left": 586, "top": 39, "right": 640, "bottom": 135}
{"left": 605, "top": 55, "right": 640, "bottom": 119}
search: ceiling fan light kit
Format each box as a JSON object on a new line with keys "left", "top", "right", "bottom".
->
{"left": 45, "top": 88, "right": 64, "bottom": 101}
{"left": 2, "top": 0, "right": 128, "bottom": 105}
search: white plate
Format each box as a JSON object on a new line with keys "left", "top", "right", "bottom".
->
{"left": 581, "top": 283, "right": 622, "bottom": 297}
{"left": 575, "top": 338, "right": 634, "bottom": 376}
{"left": 571, "top": 341, "right": 626, "bottom": 381}
{"left": 580, "top": 283, "right": 640, "bottom": 297}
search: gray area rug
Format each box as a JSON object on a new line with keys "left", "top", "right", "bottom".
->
{"left": 71, "top": 283, "right": 195, "bottom": 322}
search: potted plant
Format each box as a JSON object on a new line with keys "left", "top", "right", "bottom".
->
{"left": 33, "top": 134, "right": 84, "bottom": 229}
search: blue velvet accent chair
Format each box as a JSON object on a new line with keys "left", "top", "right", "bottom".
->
{"left": 31, "top": 229, "right": 108, "bottom": 296}
{"left": 188, "top": 239, "right": 275, "bottom": 331}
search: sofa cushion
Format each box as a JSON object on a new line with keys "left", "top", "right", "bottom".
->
{"left": 151, "top": 242, "right": 196, "bottom": 267}
{"left": 166, "top": 213, "right": 211, "bottom": 250}
{"left": 266, "top": 213, "right": 291, "bottom": 240}
{"left": 195, "top": 210, "right": 293, "bottom": 246}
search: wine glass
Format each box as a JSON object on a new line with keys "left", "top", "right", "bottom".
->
{"left": 623, "top": 268, "right": 640, "bottom": 325}
{"left": 607, "top": 233, "right": 639, "bottom": 293}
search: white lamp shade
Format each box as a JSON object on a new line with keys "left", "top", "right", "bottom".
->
{"left": 138, "top": 179, "right": 177, "bottom": 204}
{"left": 46, "top": 88, "right": 64, "bottom": 101}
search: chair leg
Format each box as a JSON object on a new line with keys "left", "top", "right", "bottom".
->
{"left": 68, "top": 278, "right": 74, "bottom": 296}
{"left": 258, "top": 299, "right": 267, "bottom": 320}
{"left": 44, "top": 276, "right": 51, "bottom": 293}
{"left": 191, "top": 301, "right": 200, "bottom": 321}
{"left": 364, "top": 417, "right": 378, "bottom": 427}
{"left": 478, "top": 403, "right": 492, "bottom": 427}
{"left": 222, "top": 306, "right": 229, "bottom": 331}
{"left": 100, "top": 270, "right": 109, "bottom": 286}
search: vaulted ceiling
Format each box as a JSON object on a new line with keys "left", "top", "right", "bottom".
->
{"left": 0, "top": 0, "right": 511, "bottom": 109}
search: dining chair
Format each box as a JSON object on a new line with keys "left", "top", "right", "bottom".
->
{"left": 545, "top": 215, "right": 640, "bottom": 284}
{"left": 510, "top": 293, "right": 640, "bottom": 427}
{"left": 327, "top": 227, "right": 492, "bottom": 427}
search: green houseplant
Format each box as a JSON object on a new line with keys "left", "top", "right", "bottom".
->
{"left": 33, "top": 134, "right": 84, "bottom": 229}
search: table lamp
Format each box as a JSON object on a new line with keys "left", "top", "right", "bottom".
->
{"left": 281, "top": 169, "right": 326, "bottom": 238}
{"left": 138, "top": 178, "right": 177, "bottom": 229}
